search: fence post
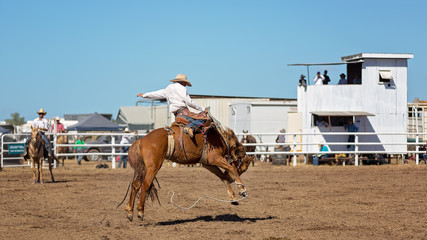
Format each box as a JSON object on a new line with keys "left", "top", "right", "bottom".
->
{"left": 355, "top": 133, "right": 359, "bottom": 166}
{"left": 416, "top": 135, "right": 419, "bottom": 165}
{"left": 53, "top": 133, "right": 58, "bottom": 168}
{"left": 1, "top": 134, "right": 4, "bottom": 169}
{"left": 293, "top": 134, "right": 297, "bottom": 167}
{"left": 112, "top": 136, "right": 116, "bottom": 169}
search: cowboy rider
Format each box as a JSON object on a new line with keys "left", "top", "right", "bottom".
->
{"left": 23, "top": 108, "right": 54, "bottom": 160}
{"left": 137, "top": 74, "right": 208, "bottom": 137}
{"left": 51, "top": 116, "right": 66, "bottom": 133}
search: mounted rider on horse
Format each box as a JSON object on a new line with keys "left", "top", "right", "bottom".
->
{"left": 23, "top": 108, "right": 55, "bottom": 161}
{"left": 137, "top": 74, "right": 210, "bottom": 137}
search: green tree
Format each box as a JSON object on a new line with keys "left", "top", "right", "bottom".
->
{"left": 5, "top": 113, "right": 25, "bottom": 126}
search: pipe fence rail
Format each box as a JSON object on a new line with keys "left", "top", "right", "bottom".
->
{"left": 1, "top": 131, "right": 426, "bottom": 169}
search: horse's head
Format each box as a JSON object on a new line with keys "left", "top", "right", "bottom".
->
{"left": 235, "top": 155, "right": 255, "bottom": 175}
{"left": 30, "top": 126, "right": 41, "bottom": 143}
{"left": 241, "top": 130, "right": 248, "bottom": 143}
{"left": 223, "top": 128, "right": 254, "bottom": 175}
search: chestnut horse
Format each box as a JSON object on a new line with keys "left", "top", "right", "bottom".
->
{"left": 29, "top": 127, "right": 56, "bottom": 183}
{"left": 125, "top": 125, "right": 254, "bottom": 221}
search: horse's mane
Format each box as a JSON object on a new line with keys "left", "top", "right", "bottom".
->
{"left": 219, "top": 127, "right": 245, "bottom": 161}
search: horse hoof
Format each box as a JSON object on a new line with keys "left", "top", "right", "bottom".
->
{"left": 239, "top": 191, "right": 248, "bottom": 198}
{"left": 32, "top": 181, "right": 36, "bottom": 184}
{"left": 137, "top": 212, "right": 144, "bottom": 221}
{"left": 127, "top": 214, "right": 134, "bottom": 222}
{"left": 231, "top": 201, "right": 239, "bottom": 205}
{"left": 40, "top": 180, "right": 44, "bottom": 184}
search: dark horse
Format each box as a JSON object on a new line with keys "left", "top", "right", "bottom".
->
{"left": 240, "top": 130, "right": 257, "bottom": 165}
{"left": 29, "top": 127, "right": 56, "bottom": 183}
{"left": 125, "top": 124, "right": 254, "bottom": 222}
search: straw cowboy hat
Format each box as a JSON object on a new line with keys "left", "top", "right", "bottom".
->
{"left": 37, "top": 108, "right": 47, "bottom": 115}
{"left": 170, "top": 74, "right": 192, "bottom": 87}
{"left": 280, "top": 129, "right": 286, "bottom": 133}
{"left": 55, "top": 116, "right": 60, "bottom": 121}
{"left": 124, "top": 127, "right": 130, "bottom": 132}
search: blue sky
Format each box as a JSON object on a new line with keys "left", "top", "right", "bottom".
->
{"left": 1, "top": 0, "right": 426, "bottom": 121}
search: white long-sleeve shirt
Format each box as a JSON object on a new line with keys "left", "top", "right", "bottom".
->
{"left": 143, "top": 83, "right": 205, "bottom": 113}
{"left": 120, "top": 134, "right": 133, "bottom": 145}
{"left": 32, "top": 118, "right": 50, "bottom": 132}
{"left": 314, "top": 74, "right": 325, "bottom": 85}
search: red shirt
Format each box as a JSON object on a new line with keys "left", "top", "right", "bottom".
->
{"left": 51, "top": 123, "right": 65, "bottom": 133}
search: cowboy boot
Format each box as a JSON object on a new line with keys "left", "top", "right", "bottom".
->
{"left": 184, "top": 127, "right": 194, "bottom": 138}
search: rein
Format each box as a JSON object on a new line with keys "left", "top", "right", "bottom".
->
{"left": 168, "top": 182, "right": 248, "bottom": 210}
{"left": 30, "top": 133, "right": 43, "bottom": 151}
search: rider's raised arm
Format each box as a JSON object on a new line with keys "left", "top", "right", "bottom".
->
{"left": 180, "top": 87, "right": 205, "bottom": 112}
{"left": 142, "top": 89, "right": 167, "bottom": 100}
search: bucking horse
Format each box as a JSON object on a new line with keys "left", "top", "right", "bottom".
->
{"left": 124, "top": 117, "right": 254, "bottom": 222}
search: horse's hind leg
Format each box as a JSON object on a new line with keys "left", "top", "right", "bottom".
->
{"left": 125, "top": 173, "right": 142, "bottom": 222}
{"left": 203, "top": 164, "right": 238, "bottom": 204}
{"left": 137, "top": 165, "right": 161, "bottom": 221}
{"left": 48, "top": 156, "right": 55, "bottom": 182}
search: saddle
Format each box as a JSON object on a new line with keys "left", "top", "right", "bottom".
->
{"left": 165, "top": 115, "right": 216, "bottom": 165}
{"left": 174, "top": 107, "right": 211, "bottom": 121}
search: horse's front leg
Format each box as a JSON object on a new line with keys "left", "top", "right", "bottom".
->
{"left": 203, "top": 164, "right": 239, "bottom": 204}
{"left": 209, "top": 156, "right": 247, "bottom": 197}
{"left": 39, "top": 156, "right": 44, "bottom": 184}
{"left": 32, "top": 158, "right": 37, "bottom": 184}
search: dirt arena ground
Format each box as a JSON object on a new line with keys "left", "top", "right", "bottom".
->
{"left": 0, "top": 160, "right": 426, "bottom": 240}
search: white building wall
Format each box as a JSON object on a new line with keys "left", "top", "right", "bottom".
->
{"left": 193, "top": 97, "right": 273, "bottom": 128}
{"left": 298, "top": 55, "right": 409, "bottom": 153}
{"left": 251, "top": 105, "right": 292, "bottom": 144}
{"left": 230, "top": 102, "right": 298, "bottom": 143}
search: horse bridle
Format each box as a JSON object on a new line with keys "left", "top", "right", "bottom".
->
{"left": 30, "top": 131, "right": 43, "bottom": 150}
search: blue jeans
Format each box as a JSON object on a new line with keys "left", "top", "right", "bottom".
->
{"left": 313, "top": 155, "right": 327, "bottom": 166}
{"left": 76, "top": 148, "right": 85, "bottom": 163}
{"left": 118, "top": 146, "right": 129, "bottom": 168}
{"left": 181, "top": 116, "right": 206, "bottom": 128}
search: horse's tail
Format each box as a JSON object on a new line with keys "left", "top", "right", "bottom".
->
{"left": 128, "top": 141, "right": 161, "bottom": 204}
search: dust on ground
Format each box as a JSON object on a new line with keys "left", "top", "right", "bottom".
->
{"left": 0, "top": 160, "right": 426, "bottom": 240}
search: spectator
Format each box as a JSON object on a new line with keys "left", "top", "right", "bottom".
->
{"left": 338, "top": 73, "right": 348, "bottom": 85}
{"left": 317, "top": 120, "right": 329, "bottom": 128}
{"left": 298, "top": 75, "right": 307, "bottom": 87}
{"left": 118, "top": 128, "right": 136, "bottom": 168}
{"left": 51, "top": 116, "right": 66, "bottom": 133}
{"left": 344, "top": 120, "right": 359, "bottom": 153}
{"left": 323, "top": 70, "right": 331, "bottom": 85}
{"left": 275, "top": 129, "right": 286, "bottom": 149}
{"left": 420, "top": 143, "right": 427, "bottom": 164}
{"left": 74, "top": 136, "right": 86, "bottom": 165}
{"left": 313, "top": 144, "right": 329, "bottom": 166}
{"left": 314, "top": 72, "right": 325, "bottom": 85}
{"left": 353, "top": 75, "right": 361, "bottom": 84}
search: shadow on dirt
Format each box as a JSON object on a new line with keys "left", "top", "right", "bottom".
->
{"left": 46, "top": 180, "right": 70, "bottom": 184}
{"left": 156, "top": 214, "right": 276, "bottom": 226}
